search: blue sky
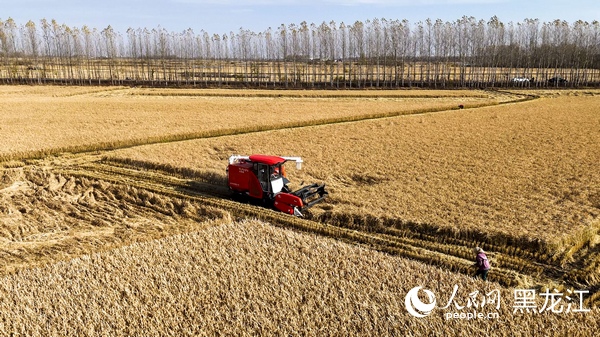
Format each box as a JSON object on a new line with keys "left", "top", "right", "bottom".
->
{"left": 3, "top": 0, "right": 599, "bottom": 34}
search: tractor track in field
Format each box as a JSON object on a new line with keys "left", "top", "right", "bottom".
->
{"left": 48, "top": 157, "right": 581, "bottom": 293}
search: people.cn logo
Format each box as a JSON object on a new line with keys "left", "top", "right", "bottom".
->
{"left": 405, "top": 286, "right": 437, "bottom": 318}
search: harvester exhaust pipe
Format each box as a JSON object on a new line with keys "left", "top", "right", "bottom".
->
{"left": 281, "top": 156, "right": 303, "bottom": 170}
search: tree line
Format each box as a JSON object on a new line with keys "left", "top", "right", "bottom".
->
{"left": 1, "top": 16, "right": 599, "bottom": 88}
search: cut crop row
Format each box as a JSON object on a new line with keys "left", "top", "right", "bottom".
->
{"left": 86, "top": 159, "right": 584, "bottom": 289}
{"left": 59, "top": 164, "right": 544, "bottom": 288}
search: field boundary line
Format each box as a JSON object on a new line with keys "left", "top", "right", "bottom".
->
{"left": 127, "top": 90, "right": 492, "bottom": 99}
{"left": 0, "top": 92, "right": 536, "bottom": 163}
{"left": 53, "top": 86, "right": 131, "bottom": 97}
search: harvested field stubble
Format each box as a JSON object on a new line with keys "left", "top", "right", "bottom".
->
{"left": 0, "top": 167, "right": 230, "bottom": 274}
{"left": 0, "top": 220, "right": 597, "bottom": 336}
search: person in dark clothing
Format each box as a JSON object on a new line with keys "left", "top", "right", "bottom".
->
{"left": 473, "top": 247, "right": 491, "bottom": 281}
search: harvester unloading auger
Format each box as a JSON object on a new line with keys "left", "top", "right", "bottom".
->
{"left": 227, "top": 154, "right": 328, "bottom": 216}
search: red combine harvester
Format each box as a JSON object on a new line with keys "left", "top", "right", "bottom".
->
{"left": 227, "top": 154, "right": 328, "bottom": 216}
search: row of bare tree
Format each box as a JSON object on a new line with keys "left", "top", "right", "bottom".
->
{"left": 1, "top": 16, "right": 599, "bottom": 88}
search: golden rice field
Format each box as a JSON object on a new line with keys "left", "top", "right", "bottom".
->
{"left": 107, "top": 92, "right": 600, "bottom": 250}
{"left": 0, "top": 86, "right": 507, "bottom": 161}
{"left": 0, "top": 86, "right": 599, "bottom": 335}
{"left": 0, "top": 220, "right": 597, "bottom": 336}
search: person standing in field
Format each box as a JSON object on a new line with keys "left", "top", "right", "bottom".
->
{"left": 473, "top": 247, "right": 491, "bottom": 281}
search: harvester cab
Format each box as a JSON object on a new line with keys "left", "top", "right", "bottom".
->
{"left": 227, "top": 154, "right": 328, "bottom": 216}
